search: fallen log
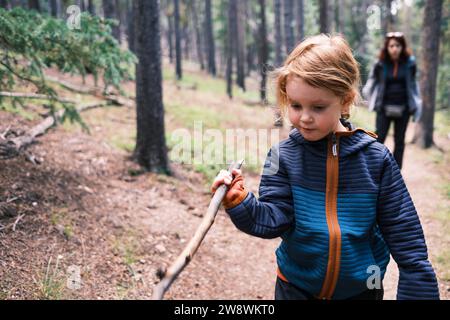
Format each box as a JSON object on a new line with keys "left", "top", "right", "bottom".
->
{"left": 44, "top": 76, "right": 135, "bottom": 106}
{"left": 0, "top": 91, "right": 76, "bottom": 104}
{"left": 0, "top": 100, "right": 109, "bottom": 160}
{"left": 104, "top": 94, "right": 134, "bottom": 108}
{"left": 151, "top": 159, "right": 244, "bottom": 300}
{"left": 44, "top": 75, "right": 101, "bottom": 95}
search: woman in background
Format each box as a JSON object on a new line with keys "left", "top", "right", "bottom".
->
{"left": 363, "top": 32, "right": 422, "bottom": 169}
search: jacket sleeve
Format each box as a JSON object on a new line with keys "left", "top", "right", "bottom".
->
{"left": 409, "top": 58, "right": 423, "bottom": 122}
{"left": 377, "top": 148, "right": 439, "bottom": 300}
{"left": 362, "top": 62, "right": 380, "bottom": 100}
{"left": 225, "top": 145, "right": 295, "bottom": 239}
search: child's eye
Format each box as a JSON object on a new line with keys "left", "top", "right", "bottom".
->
{"left": 290, "top": 104, "right": 301, "bottom": 110}
{"left": 314, "top": 106, "right": 327, "bottom": 112}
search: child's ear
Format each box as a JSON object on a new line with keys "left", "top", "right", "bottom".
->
{"left": 340, "top": 93, "right": 354, "bottom": 119}
{"left": 341, "top": 92, "right": 355, "bottom": 108}
{"left": 341, "top": 107, "right": 350, "bottom": 119}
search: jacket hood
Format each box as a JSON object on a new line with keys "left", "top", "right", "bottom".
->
{"left": 288, "top": 119, "right": 378, "bottom": 158}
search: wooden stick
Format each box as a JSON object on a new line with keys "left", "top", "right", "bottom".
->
{"left": 151, "top": 159, "right": 244, "bottom": 300}
{"left": 12, "top": 214, "right": 25, "bottom": 232}
{"left": 0, "top": 91, "right": 76, "bottom": 104}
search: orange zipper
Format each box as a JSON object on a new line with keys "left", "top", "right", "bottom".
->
{"left": 318, "top": 132, "right": 342, "bottom": 300}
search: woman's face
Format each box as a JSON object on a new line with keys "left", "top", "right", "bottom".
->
{"left": 286, "top": 76, "right": 348, "bottom": 141}
{"left": 387, "top": 38, "right": 402, "bottom": 61}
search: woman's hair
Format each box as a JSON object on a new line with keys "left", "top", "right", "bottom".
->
{"left": 378, "top": 32, "right": 412, "bottom": 62}
{"left": 272, "top": 34, "right": 361, "bottom": 119}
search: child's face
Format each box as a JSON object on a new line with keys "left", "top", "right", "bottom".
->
{"left": 286, "top": 76, "right": 348, "bottom": 141}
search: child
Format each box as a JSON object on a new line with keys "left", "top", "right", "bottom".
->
{"left": 211, "top": 34, "right": 439, "bottom": 300}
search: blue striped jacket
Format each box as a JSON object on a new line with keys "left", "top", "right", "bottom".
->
{"left": 225, "top": 121, "right": 439, "bottom": 300}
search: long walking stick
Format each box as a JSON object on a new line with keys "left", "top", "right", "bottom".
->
{"left": 151, "top": 159, "right": 244, "bottom": 300}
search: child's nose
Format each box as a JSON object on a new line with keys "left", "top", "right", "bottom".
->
{"left": 300, "top": 112, "right": 313, "bottom": 123}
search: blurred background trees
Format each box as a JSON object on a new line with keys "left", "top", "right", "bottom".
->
{"left": 0, "top": 0, "right": 448, "bottom": 172}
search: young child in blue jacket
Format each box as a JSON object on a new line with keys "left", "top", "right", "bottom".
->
{"left": 211, "top": 34, "right": 439, "bottom": 300}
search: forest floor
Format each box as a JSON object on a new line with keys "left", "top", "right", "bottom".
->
{"left": 1, "top": 61, "right": 449, "bottom": 300}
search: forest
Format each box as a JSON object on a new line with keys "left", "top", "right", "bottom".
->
{"left": 0, "top": 0, "right": 449, "bottom": 302}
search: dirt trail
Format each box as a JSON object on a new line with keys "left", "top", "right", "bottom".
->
{"left": 0, "top": 88, "right": 448, "bottom": 300}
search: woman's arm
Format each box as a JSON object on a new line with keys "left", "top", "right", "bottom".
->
{"left": 225, "top": 145, "right": 295, "bottom": 239}
{"left": 377, "top": 148, "right": 439, "bottom": 300}
{"left": 408, "top": 57, "right": 423, "bottom": 121}
{"left": 362, "top": 62, "right": 380, "bottom": 100}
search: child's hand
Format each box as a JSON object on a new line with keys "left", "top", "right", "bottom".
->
{"left": 211, "top": 168, "right": 248, "bottom": 209}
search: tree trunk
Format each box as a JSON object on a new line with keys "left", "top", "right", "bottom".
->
{"left": 134, "top": 0, "right": 169, "bottom": 173}
{"left": 349, "top": 0, "right": 369, "bottom": 57}
{"left": 413, "top": 0, "right": 443, "bottom": 148}
{"left": 118, "top": 0, "right": 129, "bottom": 45}
{"left": 103, "top": 0, "right": 121, "bottom": 42}
{"left": 245, "top": 0, "right": 255, "bottom": 76}
{"left": 382, "top": 0, "right": 394, "bottom": 35}
{"left": 191, "top": 0, "right": 204, "bottom": 70}
{"left": 226, "top": 0, "right": 236, "bottom": 99}
{"left": 88, "top": 0, "right": 95, "bottom": 15}
{"left": 337, "top": 0, "right": 345, "bottom": 35}
{"left": 0, "top": 0, "right": 9, "bottom": 9}
{"left": 258, "top": 0, "right": 268, "bottom": 104}
{"left": 167, "top": 13, "right": 174, "bottom": 63}
{"left": 295, "top": 0, "right": 304, "bottom": 42}
{"left": 78, "top": 0, "right": 86, "bottom": 11}
{"left": 182, "top": 20, "right": 190, "bottom": 61}
{"left": 236, "top": 0, "right": 245, "bottom": 91}
{"left": 205, "top": 0, "right": 216, "bottom": 76}
{"left": 403, "top": 0, "right": 412, "bottom": 43}
{"left": 9, "top": 0, "right": 20, "bottom": 8}
{"left": 127, "top": 0, "right": 135, "bottom": 53}
{"left": 283, "top": 0, "right": 294, "bottom": 55}
{"left": 274, "top": 0, "right": 283, "bottom": 66}
{"left": 319, "top": 0, "right": 329, "bottom": 33}
{"left": 28, "top": 0, "right": 40, "bottom": 12}
{"left": 49, "top": 0, "right": 58, "bottom": 17}
{"left": 174, "top": 0, "right": 182, "bottom": 79}
{"left": 327, "top": 0, "right": 334, "bottom": 32}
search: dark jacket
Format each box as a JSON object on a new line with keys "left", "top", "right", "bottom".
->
{"left": 225, "top": 120, "right": 439, "bottom": 300}
{"left": 362, "top": 56, "right": 422, "bottom": 122}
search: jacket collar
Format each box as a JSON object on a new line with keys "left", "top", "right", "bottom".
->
{"left": 288, "top": 119, "right": 378, "bottom": 158}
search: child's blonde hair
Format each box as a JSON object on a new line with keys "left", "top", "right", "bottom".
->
{"left": 273, "top": 34, "right": 361, "bottom": 119}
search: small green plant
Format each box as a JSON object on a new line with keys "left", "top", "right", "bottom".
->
{"left": 36, "top": 255, "right": 65, "bottom": 300}
{"left": 111, "top": 232, "right": 140, "bottom": 269}
{"left": 63, "top": 225, "right": 73, "bottom": 239}
{"left": 50, "top": 210, "right": 65, "bottom": 225}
